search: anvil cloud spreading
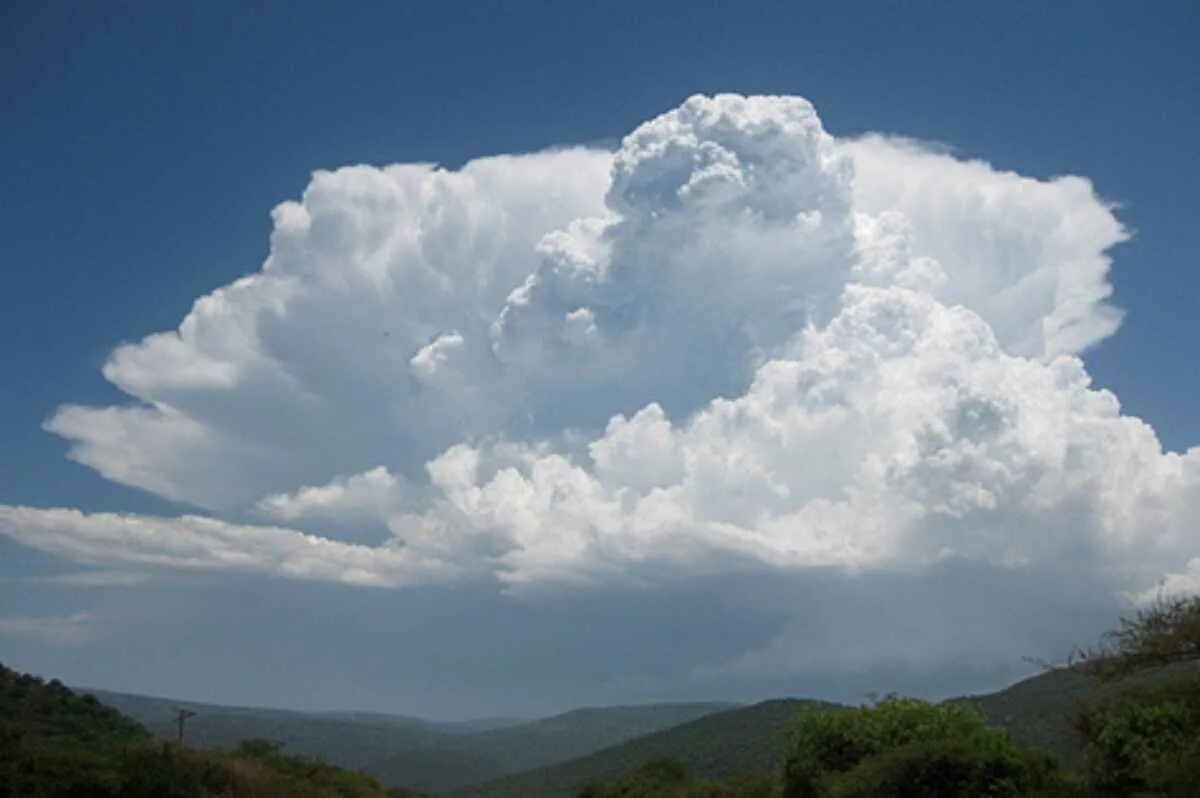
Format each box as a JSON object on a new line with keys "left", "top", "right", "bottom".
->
{"left": 3, "top": 95, "right": 1197, "bottom": 615}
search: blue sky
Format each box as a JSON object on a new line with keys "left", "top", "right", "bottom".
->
{"left": 1, "top": 1, "right": 1197, "bottom": 716}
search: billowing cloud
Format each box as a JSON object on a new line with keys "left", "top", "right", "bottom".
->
{"left": 255, "top": 465, "right": 408, "bottom": 542}
{"left": 1145, "top": 558, "right": 1200, "bottom": 602}
{"left": 4, "top": 95, "right": 1197, "bottom": 616}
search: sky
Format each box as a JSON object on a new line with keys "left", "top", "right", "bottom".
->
{"left": 1, "top": 0, "right": 1198, "bottom": 719}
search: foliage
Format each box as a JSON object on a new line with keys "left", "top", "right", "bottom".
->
{"left": 0, "top": 729, "right": 411, "bottom": 798}
{"left": 0, "top": 664, "right": 148, "bottom": 747}
{"left": 780, "top": 697, "right": 1065, "bottom": 798}
{"left": 0, "top": 662, "right": 413, "bottom": 798}
{"left": 1073, "top": 594, "right": 1200, "bottom": 680}
{"left": 1065, "top": 600, "right": 1200, "bottom": 797}
{"left": 1062, "top": 594, "right": 1200, "bottom": 796}
{"left": 1075, "top": 679, "right": 1200, "bottom": 797}
{"left": 577, "top": 760, "right": 777, "bottom": 798}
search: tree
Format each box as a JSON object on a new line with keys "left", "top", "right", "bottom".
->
{"left": 782, "top": 697, "right": 1063, "bottom": 798}
{"left": 1072, "top": 594, "right": 1200, "bottom": 680}
{"left": 1068, "top": 594, "right": 1200, "bottom": 796}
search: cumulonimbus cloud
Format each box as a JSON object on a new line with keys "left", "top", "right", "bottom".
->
{"left": 2, "top": 94, "right": 1196, "bottom": 600}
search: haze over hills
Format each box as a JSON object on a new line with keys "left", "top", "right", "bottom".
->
{"left": 454, "top": 699, "right": 843, "bottom": 798}
{"left": 83, "top": 687, "right": 731, "bottom": 793}
{"left": 366, "top": 702, "right": 737, "bottom": 791}
{"left": 451, "top": 668, "right": 1134, "bottom": 798}
{"left": 11, "top": 650, "right": 1193, "bottom": 796}
{"left": 83, "top": 687, "right": 467, "bottom": 781}
{"left": 79, "top": 671, "right": 1100, "bottom": 795}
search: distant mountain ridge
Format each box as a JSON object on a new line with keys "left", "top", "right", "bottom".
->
{"left": 84, "top": 687, "right": 732, "bottom": 793}
{"left": 78, "top": 663, "right": 1183, "bottom": 795}
{"left": 3, "top": 662, "right": 399, "bottom": 798}
{"left": 453, "top": 698, "right": 842, "bottom": 798}
{"left": 457, "top": 666, "right": 1200, "bottom": 797}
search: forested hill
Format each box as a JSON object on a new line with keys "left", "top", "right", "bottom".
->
{"left": 960, "top": 658, "right": 1200, "bottom": 761}
{"left": 0, "top": 660, "right": 404, "bottom": 797}
{"left": 85, "top": 687, "right": 731, "bottom": 793}
{"left": 1, "top": 662, "right": 148, "bottom": 747}
{"left": 84, "top": 687, "right": 461, "bottom": 774}
{"left": 75, "top": 668, "right": 1138, "bottom": 796}
{"left": 455, "top": 699, "right": 843, "bottom": 798}
{"left": 459, "top": 660, "right": 1200, "bottom": 798}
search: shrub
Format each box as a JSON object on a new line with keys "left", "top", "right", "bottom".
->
{"left": 782, "top": 697, "right": 1063, "bottom": 798}
{"left": 1075, "top": 673, "right": 1200, "bottom": 797}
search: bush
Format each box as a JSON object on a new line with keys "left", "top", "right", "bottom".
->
{"left": 782, "top": 697, "right": 1063, "bottom": 798}
{"left": 1073, "top": 594, "right": 1200, "bottom": 680}
{"left": 119, "top": 743, "right": 235, "bottom": 798}
{"left": 1064, "top": 593, "right": 1200, "bottom": 796}
{"left": 1075, "top": 672, "right": 1200, "bottom": 797}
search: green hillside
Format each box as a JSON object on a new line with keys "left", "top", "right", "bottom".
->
{"left": 363, "top": 702, "right": 734, "bottom": 790}
{"left": 10, "top": 596, "right": 1195, "bottom": 797}
{"left": 0, "top": 662, "right": 401, "bottom": 798}
{"left": 455, "top": 699, "right": 842, "bottom": 798}
{"left": 86, "top": 688, "right": 461, "bottom": 774}
{"left": 456, "top": 663, "right": 1197, "bottom": 798}
{"left": 2, "top": 666, "right": 148, "bottom": 748}
{"left": 552, "top": 597, "right": 1200, "bottom": 797}
{"left": 87, "top": 687, "right": 730, "bottom": 793}
{"left": 957, "top": 660, "right": 1200, "bottom": 761}
{"left": 954, "top": 667, "right": 1097, "bottom": 759}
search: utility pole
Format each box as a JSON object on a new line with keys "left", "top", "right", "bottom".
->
{"left": 173, "top": 707, "right": 196, "bottom": 746}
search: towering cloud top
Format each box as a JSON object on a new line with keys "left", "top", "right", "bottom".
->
{"left": 3, "top": 95, "right": 1195, "bottom": 605}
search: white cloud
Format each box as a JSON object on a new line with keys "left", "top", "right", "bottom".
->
{"left": 45, "top": 148, "right": 613, "bottom": 509}
{"left": 396, "top": 283, "right": 1198, "bottom": 590}
{"left": 1139, "top": 558, "right": 1200, "bottom": 603}
{"left": 0, "top": 506, "right": 451, "bottom": 587}
{"left": 30, "top": 570, "right": 152, "bottom": 588}
{"left": 255, "top": 465, "right": 407, "bottom": 533}
{"left": 409, "top": 332, "right": 466, "bottom": 384}
{"left": 843, "top": 135, "right": 1128, "bottom": 357}
{"left": 3, "top": 94, "right": 1195, "bottom": 614}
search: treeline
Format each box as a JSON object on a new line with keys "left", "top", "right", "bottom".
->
{"left": 577, "top": 594, "right": 1200, "bottom": 798}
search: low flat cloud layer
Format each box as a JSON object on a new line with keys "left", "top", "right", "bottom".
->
{"left": 3, "top": 95, "right": 1197, "bottom": 694}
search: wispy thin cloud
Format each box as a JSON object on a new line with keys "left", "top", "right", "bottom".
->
{"left": 0, "top": 612, "right": 97, "bottom": 645}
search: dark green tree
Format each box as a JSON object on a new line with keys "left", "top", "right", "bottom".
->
{"left": 782, "top": 696, "right": 1063, "bottom": 798}
{"left": 1068, "top": 594, "right": 1200, "bottom": 796}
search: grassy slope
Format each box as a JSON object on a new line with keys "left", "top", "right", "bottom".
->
{"left": 455, "top": 699, "right": 842, "bottom": 798}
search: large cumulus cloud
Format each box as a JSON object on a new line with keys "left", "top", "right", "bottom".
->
{"left": 3, "top": 95, "right": 1196, "bottom": 619}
